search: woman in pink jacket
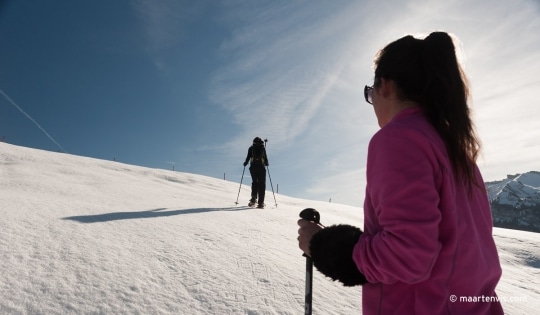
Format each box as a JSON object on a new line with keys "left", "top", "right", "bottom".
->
{"left": 297, "top": 32, "right": 504, "bottom": 314}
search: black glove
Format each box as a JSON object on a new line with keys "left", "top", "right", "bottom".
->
{"left": 310, "top": 224, "right": 367, "bottom": 286}
{"left": 265, "top": 163, "right": 269, "bottom": 166}
{"left": 243, "top": 161, "right": 248, "bottom": 167}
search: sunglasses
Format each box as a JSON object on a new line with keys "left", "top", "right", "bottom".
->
{"left": 364, "top": 85, "right": 374, "bottom": 105}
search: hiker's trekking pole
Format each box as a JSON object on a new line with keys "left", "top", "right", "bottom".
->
{"left": 266, "top": 165, "right": 278, "bottom": 207}
{"left": 234, "top": 165, "right": 246, "bottom": 205}
{"left": 263, "top": 138, "right": 278, "bottom": 207}
{"left": 299, "top": 208, "right": 321, "bottom": 315}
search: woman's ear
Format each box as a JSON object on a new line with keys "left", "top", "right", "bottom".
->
{"left": 378, "top": 78, "right": 395, "bottom": 99}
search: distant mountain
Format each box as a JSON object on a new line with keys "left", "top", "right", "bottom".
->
{"left": 485, "top": 171, "right": 540, "bottom": 233}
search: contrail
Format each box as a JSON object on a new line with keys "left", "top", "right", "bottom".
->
{"left": 0, "top": 89, "right": 67, "bottom": 153}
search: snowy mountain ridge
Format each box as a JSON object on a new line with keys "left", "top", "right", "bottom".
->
{"left": 486, "top": 171, "right": 540, "bottom": 233}
{"left": 486, "top": 171, "right": 540, "bottom": 207}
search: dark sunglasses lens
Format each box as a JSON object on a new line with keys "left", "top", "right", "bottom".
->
{"left": 364, "top": 86, "right": 373, "bottom": 104}
{"left": 364, "top": 86, "right": 369, "bottom": 103}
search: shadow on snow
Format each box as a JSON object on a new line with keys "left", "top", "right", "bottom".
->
{"left": 62, "top": 206, "right": 252, "bottom": 223}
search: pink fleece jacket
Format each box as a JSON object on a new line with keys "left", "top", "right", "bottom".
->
{"left": 353, "top": 107, "right": 503, "bottom": 314}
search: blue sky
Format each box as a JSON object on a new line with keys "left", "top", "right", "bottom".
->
{"left": 1, "top": 0, "right": 539, "bottom": 206}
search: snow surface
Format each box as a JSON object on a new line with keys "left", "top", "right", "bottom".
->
{"left": 1, "top": 142, "right": 539, "bottom": 314}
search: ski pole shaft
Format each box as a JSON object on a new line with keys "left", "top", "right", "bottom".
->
{"left": 235, "top": 166, "right": 246, "bottom": 204}
{"left": 262, "top": 139, "right": 277, "bottom": 207}
{"left": 304, "top": 255, "right": 313, "bottom": 315}
{"left": 299, "top": 208, "right": 320, "bottom": 315}
{"left": 266, "top": 165, "right": 277, "bottom": 207}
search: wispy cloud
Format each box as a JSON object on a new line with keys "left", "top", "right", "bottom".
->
{"left": 209, "top": 1, "right": 373, "bottom": 152}
{"left": 131, "top": 0, "right": 206, "bottom": 68}
{"left": 457, "top": 1, "right": 540, "bottom": 180}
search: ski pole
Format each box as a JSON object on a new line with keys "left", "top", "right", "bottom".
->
{"left": 303, "top": 245, "right": 313, "bottom": 315}
{"left": 234, "top": 165, "right": 246, "bottom": 205}
{"left": 266, "top": 165, "right": 278, "bottom": 207}
{"left": 263, "top": 138, "right": 278, "bottom": 207}
{"left": 299, "top": 208, "right": 321, "bottom": 315}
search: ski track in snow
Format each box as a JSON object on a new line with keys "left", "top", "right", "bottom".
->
{"left": 1, "top": 142, "right": 539, "bottom": 314}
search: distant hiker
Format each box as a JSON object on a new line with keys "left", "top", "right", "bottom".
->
{"left": 298, "top": 32, "right": 504, "bottom": 314}
{"left": 243, "top": 137, "right": 269, "bottom": 208}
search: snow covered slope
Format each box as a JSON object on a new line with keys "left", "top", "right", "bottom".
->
{"left": 1, "top": 142, "right": 539, "bottom": 314}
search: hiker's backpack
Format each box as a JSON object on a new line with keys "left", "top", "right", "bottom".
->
{"left": 251, "top": 144, "right": 266, "bottom": 165}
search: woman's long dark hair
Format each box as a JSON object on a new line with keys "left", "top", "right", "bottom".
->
{"left": 374, "top": 32, "right": 481, "bottom": 187}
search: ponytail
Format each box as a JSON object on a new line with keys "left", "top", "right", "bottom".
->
{"left": 421, "top": 32, "right": 480, "bottom": 187}
{"left": 374, "top": 32, "right": 481, "bottom": 188}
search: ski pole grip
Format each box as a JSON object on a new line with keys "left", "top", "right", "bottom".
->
{"left": 299, "top": 208, "right": 321, "bottom": 258}
{"left": 299, "top": 208, "right": 320, "bottom": 224}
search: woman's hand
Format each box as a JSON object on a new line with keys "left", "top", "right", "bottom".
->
{"left": 297, "top": 219, "right": 323, "bottom": 256}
